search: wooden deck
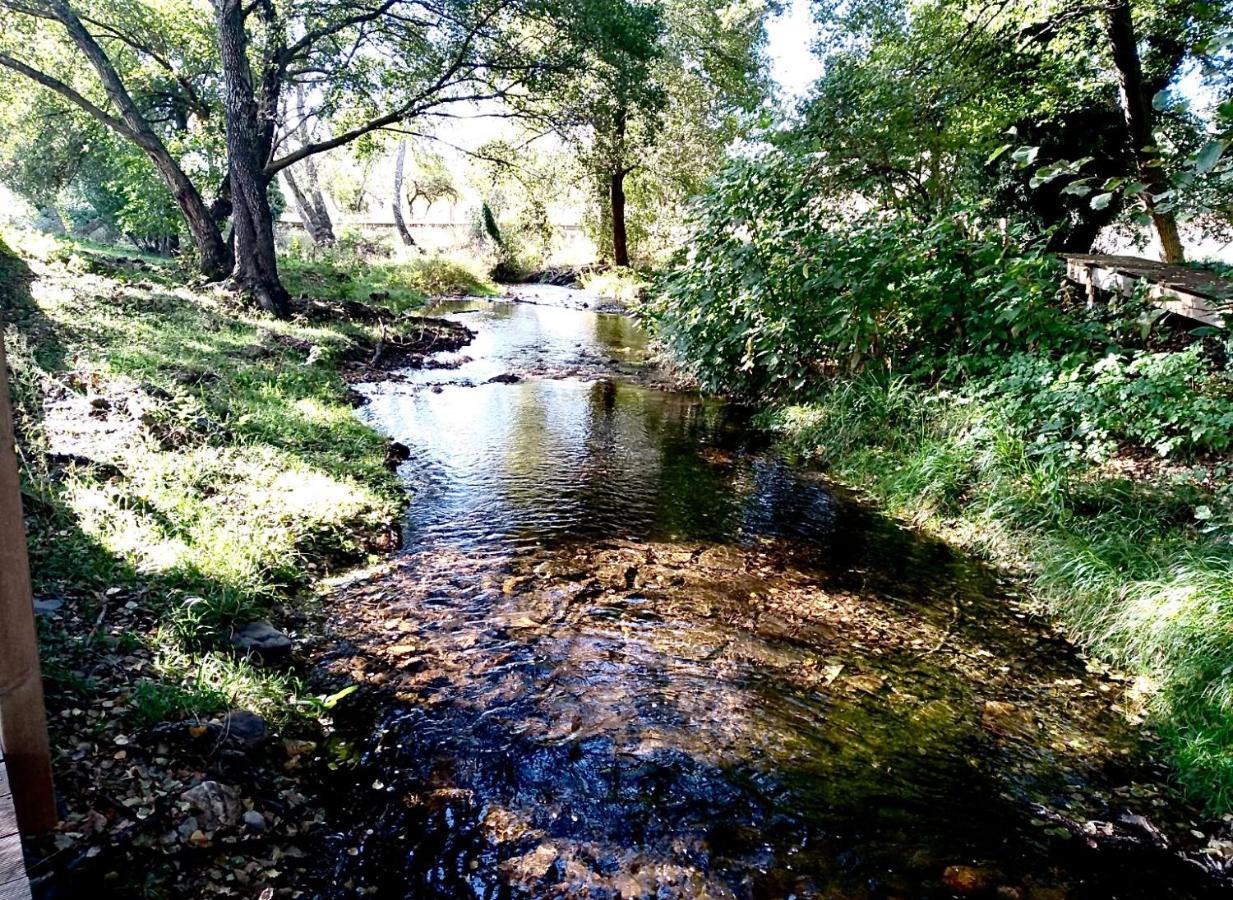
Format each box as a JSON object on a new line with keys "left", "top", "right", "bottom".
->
{"left": 0, "top": 752, "right": 31, "bottom": 900}
{"left": 1063, "top": 254, "right": 1231, "bottom": 328}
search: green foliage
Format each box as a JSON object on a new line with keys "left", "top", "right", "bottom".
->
{"left": 649, "top": 149, "right": 1074, "bottom": 396}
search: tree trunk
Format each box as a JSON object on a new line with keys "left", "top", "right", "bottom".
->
{"left": 27, "top": 1, "right": 231, "bottom": 278}
{"left": 392, "top": 141, "right": 418, "bottom": 248}
{"left": 610, "top": 168, "right": 629, "bottom": 268}
{"left": 215, "top": 0, "right": 291, "bottom": 317}
{"left": 1103, "top": 0, "right": 1186, "bottom": 264}
{"left": 283, "top": 167, "right": 334, "bottom": 245}
{"left": 302, "top": 156, "right": 335, "bottom": 245}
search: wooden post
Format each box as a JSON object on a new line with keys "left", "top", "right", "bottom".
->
{"left": 0, "top": 330, "right": 56, "bottom": 834}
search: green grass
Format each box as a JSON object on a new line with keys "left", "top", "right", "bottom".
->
{"left": 1, "top": 229, "right": 466, "bottom": 722}
{"left": 763, "top": 376, "right": 1233, "bottom": 812}
{"left": 281, "top": 247, "right": 495, "bottom": 311}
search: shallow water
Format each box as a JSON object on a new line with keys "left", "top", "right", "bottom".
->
{"left": 321, "top": 289, "right": 1222, "bottom": 898}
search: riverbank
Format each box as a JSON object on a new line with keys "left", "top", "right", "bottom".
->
{"left": 759, "top": 375, "right": 1233, "bottom": 816}
{"left": 0, "top": 230, "right": 487, "bottom": 896}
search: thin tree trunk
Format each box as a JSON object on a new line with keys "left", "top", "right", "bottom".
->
{"left": 303, "top": 158, "right": 335, "bottom": 245}
{"left": 288, "top": 85, "right": 335, "bottom": 245}
{"left": 610, "top": 168, "right": 629, "bottom": 268}
{"left": 392, "top": 141, "right": 418, "bottom": 248}
{"left": 1103, "top": 0, "right": 1186, "bottom": 264}
{"left": 283, "top": 167, "right": 334, "bottom": 245}
{"left": 215, "top": 0, "right": 291, "bottom": 317}
{"left": 3, "top": 2, "right": 230, "bottom": 278}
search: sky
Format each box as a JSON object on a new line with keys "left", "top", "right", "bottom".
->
{"left": 764, "top": 0, "right": 824, "bottom": 102}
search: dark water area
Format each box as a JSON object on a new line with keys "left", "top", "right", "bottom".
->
{"left": 316, "top": 289, "right": 1225, "bottom": 898}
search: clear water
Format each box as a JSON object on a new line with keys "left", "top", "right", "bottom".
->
{"left": 320, "top": 290, "right": 1220, "bottom": 899}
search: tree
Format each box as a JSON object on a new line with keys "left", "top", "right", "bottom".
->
{"left": 1, "top": 0, "right": 623, "bottom": 312}
{"left": 0, "top": 0, "right": 231, "bottom": 277}
{"left": 391, "top": 141, "right": 417, "bottom": 248}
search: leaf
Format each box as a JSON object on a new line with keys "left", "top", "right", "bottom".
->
{"left": 1059, "top": 181, "right": 1093, "bottom": 197}
{"left": 1152, "top": 89, "right": 1170, "bottom": 111}
{"left": 985, "top": 143, "right": 1013, "bottom": 166}
{"left": 1194, "top": 139, "right": 1228, "bottom": 175}
{"left": 1011, "top": 145, "right": 1040, "bottom": 167}
{"left": 1090, "top": 192, "right": 1114, "bottom": 211}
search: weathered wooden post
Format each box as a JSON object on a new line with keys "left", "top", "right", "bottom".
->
{"left": 0, "top": 329, "right": 56, "bottom": 833}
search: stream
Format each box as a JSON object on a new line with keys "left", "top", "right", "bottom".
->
{"left": 315, "top": 285, "right": 1224, "bottom": 898}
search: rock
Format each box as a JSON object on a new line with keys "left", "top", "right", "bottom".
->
{"left": 486, "top": 372, "right": 522, "bottom": 384}
{"left": 230, "top": 621, "right": 293, "bottom": 659}
{"left": 242, "top": 809, "right": 267, "bottom": 833}
{"left": 180, "top": 780, "right": 242, "bottom": 831}
{"left": 981, "top": 700, "right": 1035, "bottom": 736}
{"left": 33, "top": 597, "right": 65, "bottom": 616}
{"left": 221, "top": 710, "right": 268, "bottom": 750}
{"left": 942, "top": 865, "right": 993, "bottom": 894}
{"left": 384, "top": 440, "right": 411, "bottom": 469}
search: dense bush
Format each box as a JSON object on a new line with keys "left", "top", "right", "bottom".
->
{"left": 650, "top": 149, "right": 1233, "bottom": 463}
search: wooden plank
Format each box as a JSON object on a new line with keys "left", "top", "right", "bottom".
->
{"left": 0, "top": 756, "right": 31, "bottom": 900}
{"left": 1063, "top": 254, "right": 1230, "bottom": 328}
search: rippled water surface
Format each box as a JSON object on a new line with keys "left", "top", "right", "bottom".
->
{"left": 320, "top": 289, "right": 1220, "bottom": 899}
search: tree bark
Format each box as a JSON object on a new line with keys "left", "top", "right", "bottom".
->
{"left": 215, "top": 0, "right": 291, "bottom": 317}
{"left": 610, "top": 168, "right": 629, "bottom": 268}
{"left": 283, "top": 167, "right": 335, "bottom": 246}
{"left": 0, "top": 2, "right": 231, "bottom": 278}
{"left": 1103, "top": 0, "right": 1186, "bottom": 264}
{"left": 391, "top": 141, "right": 418, "bottom": 249}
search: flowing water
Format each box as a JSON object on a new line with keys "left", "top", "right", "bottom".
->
{"left": 317, "top": 286, "right": 1224, "bottom": 898}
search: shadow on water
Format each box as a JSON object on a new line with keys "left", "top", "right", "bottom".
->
{"left": 312, "top": 296, "right": 1227, "bottom": 898}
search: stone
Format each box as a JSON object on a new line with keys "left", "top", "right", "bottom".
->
{"left": 230, "top": 621, "right": 293, "bottom": 659}
{"left": 942, "top": 865, "right": 993, "bottom": 895}
{"left": 242, "top": 810, "right": 267, "bottom": 833}
{"left": 384, "top": 440, "right": 411, "bottom": 469}
{"left": 221, "top": 710, "right": 268, "bottom": 750}
{"left": 486, "top": 372, "right": 522, "bottom": 384}
{"left": 180, "top": 780, "right": 242, "bottom": 831}
{"left": 33, "top": 597, "right": 65, "bottom": 616}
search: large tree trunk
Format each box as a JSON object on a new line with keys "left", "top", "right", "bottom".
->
{"left": 610, "top": 168, "right": 629, "bottom": 268}
{"left": 15, "top": 1, "right": 231, "bottom": 278}
{"left": 391, "top": 141, "right": 418, "bottom": 249}
{"left": 1104, "top": 0, "right": 1186, "bottom": 264}
{"left": 215, "top": 0, "right": 291, "bottom": 317}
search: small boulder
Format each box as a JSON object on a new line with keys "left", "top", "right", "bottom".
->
{"left": 242, "top": 809, "right": 267, "bottom": 833}
{"left": 33, "top": 597, "right": 66, "bottom": 617}
{"left": 180, "top": 780, "right": 242, "bottom": 831}
{"left": 221, "top": 710, "right": 268, "bottom": 750}
{"left": 230, "top": 621, "right": 292, "bottom": 660}
{"left": 486, "top": 372, "right": 522, "bottom": 384}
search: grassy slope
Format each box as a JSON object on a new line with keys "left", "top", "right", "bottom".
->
{"left": 1, "top": 230, "right": 488, "bottom": 724}
{"left": 763, "top": 378, "right": 1233, "bottom": 812}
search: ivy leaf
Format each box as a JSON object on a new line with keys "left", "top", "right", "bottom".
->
{"left": 1090, "top": 192, "right": 1114, "bottom": 211}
